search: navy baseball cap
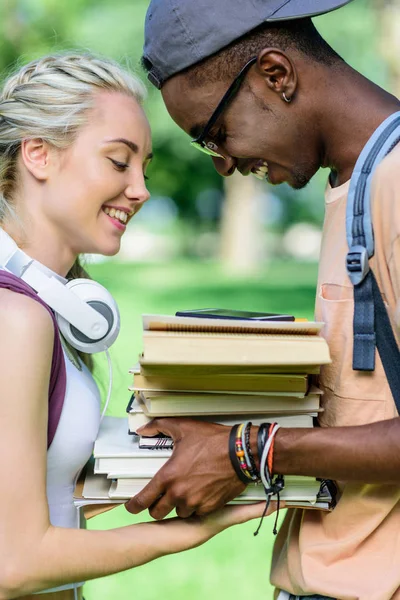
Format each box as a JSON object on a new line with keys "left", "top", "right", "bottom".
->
{"left": 143, "top": 0, "right": 355, "bottom": 89}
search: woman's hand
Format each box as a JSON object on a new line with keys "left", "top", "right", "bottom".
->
{"left": 149, "top": 500, "right": 284, "bottom": 556}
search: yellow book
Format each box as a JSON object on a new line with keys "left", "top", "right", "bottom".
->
{"left": 141, "top": 331, "right": 331, "bottom": 367}
{"left": 131, "top": 372, "right": 309, "bottom": 395}
{"left": 137, "top": 387, "right": 322, "bottom": 417}
{"left": 137, "top": 360, "right": 321, "bottom": 376}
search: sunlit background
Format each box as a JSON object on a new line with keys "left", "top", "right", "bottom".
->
{"left": 1, "top": 0, "right": 399, "bottom": 598}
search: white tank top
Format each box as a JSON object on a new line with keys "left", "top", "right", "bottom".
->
{"left": 37, "top": 345, "right": 101, "bottom": 594}
{"left": 47, "top": 346, "right": 101, "bottom": 528}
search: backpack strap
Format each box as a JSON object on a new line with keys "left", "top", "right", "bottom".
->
{"left": 346, "top": 111, "right": 400, "bottom": 413}
{"left": 0, "top": 270, "right": 66, "bottom": 447}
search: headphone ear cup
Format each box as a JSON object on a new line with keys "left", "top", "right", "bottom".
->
{"left": 56, "top": 279, "right": 120, "bottom": 354}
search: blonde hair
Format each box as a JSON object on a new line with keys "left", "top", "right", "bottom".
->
{"left": 0, "top": 52, "right": 147, "bottom": 369}
{"left": 0, "top": 52, "right": 146, "bottom": 222}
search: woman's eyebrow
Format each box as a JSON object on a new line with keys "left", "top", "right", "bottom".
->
{"left": 106, "top": 137, "right": 139, "bottom": 153}
{"left": 106, "top": 138, "right": 153, "bottom": 160}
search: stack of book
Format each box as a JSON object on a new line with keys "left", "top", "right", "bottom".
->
{"left": 130, "top": 312, "right": 328, "bottom": 431}
{"left": 75, "top": 416, "right": 333, "bottom": 511}
{"left": 75, "top": 313, "right": 335, "bottom": 513}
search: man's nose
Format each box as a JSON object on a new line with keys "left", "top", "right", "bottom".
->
{"left": 211, "top": 155, "right": 237, "bottom": 177}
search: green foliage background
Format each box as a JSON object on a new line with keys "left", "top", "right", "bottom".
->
{"left": 0, "top": 0, "right": 389, "bottom": 228}
{"left": 0, "top": 1, "right": 393, "bottom": 598}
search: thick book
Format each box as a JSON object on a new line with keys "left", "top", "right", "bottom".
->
{"left": 130, "top": 372, "right": 309, "bottom": 395}
{"left": 141, "top": 331, "right": 331, "bottom": 367}
{"left": 136, "top": 388, "right": 322, "bottom": 417}
{"left": 143, "top": 314, "right": 323, "bottom": 336}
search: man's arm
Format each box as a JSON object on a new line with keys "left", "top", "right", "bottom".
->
{"left": 125, "top": 416, "right": 400, "bottom": 519}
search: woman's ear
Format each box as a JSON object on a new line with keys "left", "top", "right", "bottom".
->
{"left": 20, "top": 138, "right": 52, "bottom": 181}
{"left": 256, "top": 48, "right": 297, "bottom": 101}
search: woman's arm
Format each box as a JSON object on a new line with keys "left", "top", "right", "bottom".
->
{"left": 0, "top": 290, "right": 268, "bottom": 598}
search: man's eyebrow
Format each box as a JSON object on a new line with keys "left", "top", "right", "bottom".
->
{"left": 106, "top": 138, "right": 153, "bottom": 160}
{"left": 189, "top": 123, "right": 207, "bottom": 139}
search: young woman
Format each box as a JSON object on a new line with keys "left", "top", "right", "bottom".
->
{"left": 0, "top": 53, "right": 273, "bottom": 600}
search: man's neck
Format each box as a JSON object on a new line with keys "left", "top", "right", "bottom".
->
{"left": 317, "top": 65, "right": 400, "bottom": 187}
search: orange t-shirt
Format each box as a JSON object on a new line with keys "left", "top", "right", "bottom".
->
{"left": 271, "top": 144, "right": 400, "bottom": 600}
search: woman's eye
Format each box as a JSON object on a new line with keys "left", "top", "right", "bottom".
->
{"left": 108, "top": 158, "right": 129, "bottom": 171}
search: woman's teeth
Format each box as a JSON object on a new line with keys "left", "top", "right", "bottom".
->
{"left": 253, "top": 161, "right": 269, "bottom": 180}
{"left": 103, "top": 207, "right": 128, "bottom": 224}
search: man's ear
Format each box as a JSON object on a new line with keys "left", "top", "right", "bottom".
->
{"left": 256, "top": 49, "right": 297, "bottom": 101}
{"left": 20, "top": 138, "right": 53, "bottom": 181}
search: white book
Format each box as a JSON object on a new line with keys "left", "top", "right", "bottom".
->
{"left": 94, "top": 456, "right": 169, "bottom": 476}
{"left": 93, "top": 416, "right": 172, "bottom": 475}
{"left": 94, "top": 416, "right": 173, "bottom": 459}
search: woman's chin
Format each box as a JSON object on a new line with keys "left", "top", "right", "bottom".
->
{"left": 93, "top": 241, "right": 121, "bottom": 258}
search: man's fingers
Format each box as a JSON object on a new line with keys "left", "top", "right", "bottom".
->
{"left": 136, "top": 417, "right": 180, "bottom": 439}
{"left": 136, "top": 418, "right": 165, "bottom": 437}
{"left": 148, "top": 493, "right": 178, "bottom": 520}
{"left": 125, "top": 476, "right": 165, "bottom": 514}
{"left": 176, "top": 504, "right": 196, "bottom": 519}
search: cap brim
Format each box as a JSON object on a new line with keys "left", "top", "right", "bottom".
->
{"left": 267, "top": 0, "right": 354, "bottom": 20}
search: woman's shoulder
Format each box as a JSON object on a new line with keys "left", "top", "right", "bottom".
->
{"left": 0, "top": 287, "right": 54, "bottom": 339}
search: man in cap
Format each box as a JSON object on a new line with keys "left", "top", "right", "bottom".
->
{"left": 127, "top": 2, "right": 400, "bottom": 598}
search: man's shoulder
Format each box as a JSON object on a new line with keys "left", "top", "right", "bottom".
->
{"left": 373, "top": 142, "right": 400, "bottom": 189}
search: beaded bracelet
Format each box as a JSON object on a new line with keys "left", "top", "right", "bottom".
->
{"left": 236, "top": 423, "right": 253, "bottom": 481}
{"left": 229, "top": 424, "right": 250, "bottom": 484}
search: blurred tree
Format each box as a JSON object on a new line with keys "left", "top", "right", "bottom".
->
{"left": 220, "top": 172, "right": 266, "bottom": 273}
{"left": 373, "top": 0, "right": 400, "bottom": 97}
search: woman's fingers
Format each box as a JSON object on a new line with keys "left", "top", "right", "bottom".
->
{"left": 203, "top": 500, "right": 285, "bottom": 530}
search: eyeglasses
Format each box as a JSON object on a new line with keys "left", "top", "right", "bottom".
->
{"left": 190, "top": 56, "right": 257, "bottom": 159}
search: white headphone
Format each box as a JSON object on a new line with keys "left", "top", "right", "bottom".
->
{"left": 0, "top": 228, "right": 120, "bottom": 354}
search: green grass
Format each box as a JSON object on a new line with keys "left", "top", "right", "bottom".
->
{"left": 83, "top": 258, "right": 318, "bottom": 600}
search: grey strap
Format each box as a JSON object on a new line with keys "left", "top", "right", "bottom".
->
{"left": 346, "top": 112, "right": 400, "bottom": 371}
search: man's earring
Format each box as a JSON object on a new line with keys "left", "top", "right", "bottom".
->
{"left": 282, "top": 92, "right": 292, "bottom": 103}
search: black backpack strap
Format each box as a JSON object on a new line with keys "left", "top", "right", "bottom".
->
{"left": 351, "top": 269, "right": 376, "bottom": 371}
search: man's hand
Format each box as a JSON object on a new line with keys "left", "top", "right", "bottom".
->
{"left": 125, "top": 418, "right": 246, "bottom": 519}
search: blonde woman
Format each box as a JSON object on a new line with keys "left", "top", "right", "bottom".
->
{"left": 0, "top": 53, "right": 275, "bottom": 600}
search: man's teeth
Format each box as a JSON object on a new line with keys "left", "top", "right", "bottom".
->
{"left": 103, "top": 207, "right": 128, "bottom": 224}
{"left": 252, "top": 161, "right": 269, "bottom": 180}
